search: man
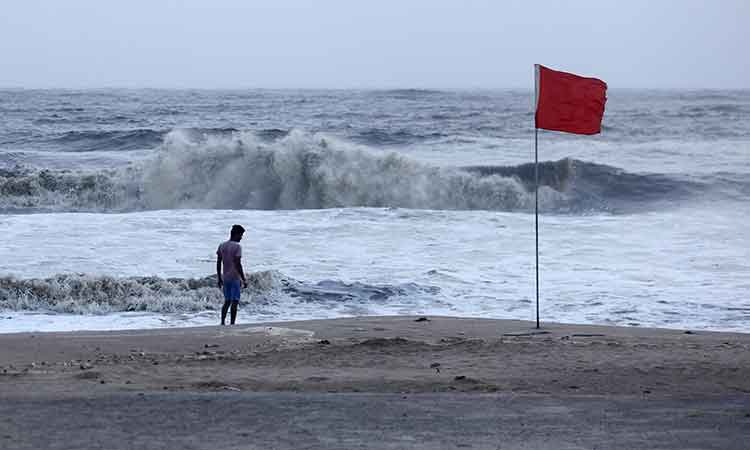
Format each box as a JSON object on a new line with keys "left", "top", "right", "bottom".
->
{"left": 216, "top": 224, "right": 248, "bottom": 325}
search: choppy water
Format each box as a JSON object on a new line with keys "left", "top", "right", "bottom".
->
{"left": 1, "top": 89, "right": 748, "bottom": 332}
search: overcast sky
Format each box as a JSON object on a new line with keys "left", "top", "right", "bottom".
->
{"left": 1, "top": 0, "right": 748, "bottom": 89}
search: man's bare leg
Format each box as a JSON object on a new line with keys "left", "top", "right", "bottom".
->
{"left": 230, "top": 302, "right": 238, "bottom": 325}
{"left": 221, "top": 300, "right": 231, "bottom": 325}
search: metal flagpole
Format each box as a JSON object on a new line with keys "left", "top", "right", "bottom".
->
{"left": 534, "top": 127, "right": 540, "bottom": 329}
{"left": 533, "top": 64, "right": 540, "bottom": 329}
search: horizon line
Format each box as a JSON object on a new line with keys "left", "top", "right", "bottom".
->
{"left": 1, "top": 85, "right": 748, "bottom": 91}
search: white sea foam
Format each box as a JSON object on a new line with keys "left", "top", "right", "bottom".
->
{"left": 0, "top": 271, "right": 284, "bottom": 314}
{"left": 1, "top": 206, "right": 749, "bottom": 333}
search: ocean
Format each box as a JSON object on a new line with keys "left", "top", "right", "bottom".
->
{"left": 1, "top": 88, "right": 748, "bottom": 333}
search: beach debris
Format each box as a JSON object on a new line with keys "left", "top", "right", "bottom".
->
{"left": 440, "top": 337, "right": 466, "bottom": 344}
{"left": 79, "top": 363, "right": 93, "bottom": 370}
{"left": 430, "top": 362, "right": 441, "bottom": 373}
{"left": 75, "top": 371, "right": 100, "bottom": 380}
{"left": 204, "top": 344, "right": 220, "bottom": 348}
{"left": 684, "top": 330, "right": 694, "bottom": 334}
{"left": 222, "top": 386, "right": 241, "bottom": 391}
{"left": 359, "top": 337, "right": 410, "bottom": 347}
{"left": 306, "top": 376, "right": 330, "bottom": 382}
{"left": 414, "top": 317, "right": 430, "bottom": 322}
{"left": 503, "top": 331, "right": 550, "bottom": 337}
{"left": 452, "top": 376, "right": 482, "bottom": 385}
{"left": 318, "top": 339, "right": 331, "bottom": 345}
{"left": 571, "top": 333, "right": 605, "bottom": 337}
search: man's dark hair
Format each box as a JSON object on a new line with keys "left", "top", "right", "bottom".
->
{"left": 231, "top": 224, "right": 245, "bottom": 235}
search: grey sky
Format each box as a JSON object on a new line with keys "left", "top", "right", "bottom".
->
{"left": 1, "top": 0, "right": 748, "bottom": 89}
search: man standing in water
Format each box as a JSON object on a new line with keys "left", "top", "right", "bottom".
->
{"left": 216, "top": 224, "right": 248, "bottom": 325}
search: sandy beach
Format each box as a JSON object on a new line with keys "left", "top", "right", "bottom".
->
{"left": 2, "top": 316, "right": 749, "bottom": 449}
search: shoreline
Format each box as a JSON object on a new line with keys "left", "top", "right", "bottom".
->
{"left": 3, "top": 311, "right": 750, "bottom": 336}
{"left": 4, "top": 313, "right": 750, "bottom": 337}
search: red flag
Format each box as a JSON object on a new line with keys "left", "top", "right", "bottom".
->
{"left": 535, "top": 65, "right": 607, "bottom": 135}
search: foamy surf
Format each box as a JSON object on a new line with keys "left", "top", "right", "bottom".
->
{"left": 0, "top": 271, "right": 439, "bottom": 315}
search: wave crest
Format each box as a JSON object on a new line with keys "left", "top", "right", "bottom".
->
{"left": 0, "top": 272, "right": 438, "bottom": 314}
{"left": 2, "top": 129, "right": 739, "bottom": 214}
{"left": 140, "top": 129, "right": 539, "bottom": 210}
{"left": 1, "top": 130, "right": 552, "bottom": 212}
{"left": 0, "top": 272, "right": 282, "bottom": 314}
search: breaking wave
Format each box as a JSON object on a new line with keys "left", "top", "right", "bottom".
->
{"left": 0, "top": 272, "right": 439, "bottom": 314}
{"left": 0, "top": 129, "right": 744, "bottom": 214}
{"left": 461, "top": 161, "right": 748, "bottom": 211}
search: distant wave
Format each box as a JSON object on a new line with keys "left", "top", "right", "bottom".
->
{"left": 0, "top": 129, "right": 745, "bottom": 214}
{"left": 461, "top": 160, "right": 741, "bottom": 211}
{"left": 351, "top": 128, "right": 447, "bottom": 146}
{"left": 673, "top": 104, "right": 747, "bottom": 120}
{"left": 48, "top": 128, "right": 241, "bottom": 152}
{"left": 0, "top": 272, "right": 438, "bottom": 314}
{"left": 376, "top": 88, "right": 445, "bottom": 98}
{"left": 1, "top": 127, "right": 254, "bottom": 153}
{"left": 52, "top": 129, "right": 166, "bottom": 152}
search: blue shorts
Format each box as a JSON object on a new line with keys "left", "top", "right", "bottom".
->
{"left": 222, "top": 279, "right": 241, "bottom": 302}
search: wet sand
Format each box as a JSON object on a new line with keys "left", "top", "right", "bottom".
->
{"left": 2, "top": 316, "right": 750, "bottom": 449}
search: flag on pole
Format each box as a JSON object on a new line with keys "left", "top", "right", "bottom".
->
{"left": 535, "top": 65, "right": 607, "bottom": 135}
{"left": 530, "top": 64, "right": 607, "bottom": 329}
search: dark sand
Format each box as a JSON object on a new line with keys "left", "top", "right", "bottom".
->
{"left": 2, "top": 316, "right": 749, "bottom": 449}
